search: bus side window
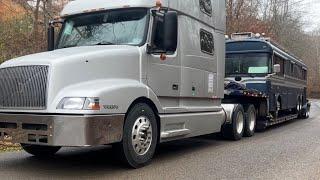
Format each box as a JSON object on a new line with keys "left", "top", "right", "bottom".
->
{"left": 274, "top": 55, "right": 284, "bottom": 76}
{"left": 290, "top": 63, "right": 294, "bottom": 76}
{"left": 293, "top": 64, "right": 301, "bottom": 79}
{"left": 303, "top": 69, "right": 307, "bottom": 80}
{"left": 284, "top": 61, "right": 290, "bottom": 75}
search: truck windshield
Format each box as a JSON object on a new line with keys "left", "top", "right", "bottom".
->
{"left": 226, "top": 53, "right": 272, "bottom": 76}
{"left": 57, "top": 8, "right": 149, "bottom": 49}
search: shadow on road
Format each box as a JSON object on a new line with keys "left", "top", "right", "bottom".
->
{"left": 0, "top": 135, "right": 226, "bottom": 177}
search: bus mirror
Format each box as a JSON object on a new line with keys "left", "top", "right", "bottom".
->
{"left": 163, "top": 11, "right": 178, "bottom": 52}
{"left": 273, "top": 64, "right": 281, "bottom": 73}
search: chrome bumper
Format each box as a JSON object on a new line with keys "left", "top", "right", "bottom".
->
{"left": 0, "top": 113, "right": 124, "bottom": 146}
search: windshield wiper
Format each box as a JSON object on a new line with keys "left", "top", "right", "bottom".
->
{"left": 93, "top": 41, "right": 115, "bottom": 46}
{"left": 61, "top": 44, "right": 77, "bottom": 49}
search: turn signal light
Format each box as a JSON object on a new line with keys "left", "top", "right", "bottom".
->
{"left": 160, "top": 53, "right": 167, "bottom": 61}
{"left": 88, "top": 102, "right": 101, "bottom": 110}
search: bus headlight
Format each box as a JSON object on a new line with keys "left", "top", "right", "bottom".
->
{"left": 57, "top": 97, "right": 100, "bottom": 110}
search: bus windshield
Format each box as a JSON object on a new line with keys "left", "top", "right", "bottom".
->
{"left": 57, "top": 8, "right": 149, "bottom": 49}
{"left": 226, "top": 53, "right": 272, "bottom": 76}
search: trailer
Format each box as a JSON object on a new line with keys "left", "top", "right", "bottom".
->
{"left": 221, "top": 79, "right": 310, "bottom": 140}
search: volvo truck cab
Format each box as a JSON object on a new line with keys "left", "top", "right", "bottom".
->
{"left": 0, "top": 0, "right": 227, "bottom": 168}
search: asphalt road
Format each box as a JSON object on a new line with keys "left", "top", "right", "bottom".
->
{"left": 1, "top": 100, "right": 320, "bottom": 180}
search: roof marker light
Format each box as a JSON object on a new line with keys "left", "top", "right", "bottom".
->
{"left": 156, "top": 0, "right": 162, "bottom": 7}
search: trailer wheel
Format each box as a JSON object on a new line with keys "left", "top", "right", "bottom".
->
{"left": 222, "top": 105, "right": 245, "bottom": 141}
{"left": 21, "top": 144, "right": 61, "bottom": 157}
{"left": 300, "top": 104, "right": 310, "bottom": 119}
{"left": 244, "top": 105, "right": 256, "bottom": 137}
{"left": 117, "top": 103, "right": 157, "bottom": 168}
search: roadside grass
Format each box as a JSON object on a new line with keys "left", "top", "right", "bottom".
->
{"left": 0, "top": 142, "right": 21, "bottom": 153}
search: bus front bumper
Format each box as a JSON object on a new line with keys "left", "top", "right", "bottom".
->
{"left": 0, "top": 113, "right": 124, "bottom": 147}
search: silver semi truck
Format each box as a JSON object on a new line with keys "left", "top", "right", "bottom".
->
{"left": 0, "top": 0, "right": 309, "bottom": 168}
{"left": 0, "top": 0, "right": 227, "bottom": 168}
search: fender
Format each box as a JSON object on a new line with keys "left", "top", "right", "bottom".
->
{"left": 51, "top": 79, "right": 163, "bottom": 114}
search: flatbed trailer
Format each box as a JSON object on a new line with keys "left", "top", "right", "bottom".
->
{"left": 221, "top": 80, "right": 310, "bottom": 136}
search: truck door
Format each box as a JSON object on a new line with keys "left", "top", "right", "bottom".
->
{"left": 147, "top": 11, "right": 181, "bottom": 109}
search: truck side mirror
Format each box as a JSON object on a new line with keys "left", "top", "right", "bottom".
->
{"left": 47, "top": 25, "right": 55, "bottom": 51}
{"left": 273, "top": 64, "right": 281, "bottom": 73}
{"left": 148, "top": 10, "right": 177, "bottom": 54}
{"left": 163, "top": 11, "right": 178, "bottom": 52}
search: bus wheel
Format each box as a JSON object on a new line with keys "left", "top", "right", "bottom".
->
{"left": 273, "top": 100, "right": 281, "bottom": 119}
{"left": 296, "top": 96, "right": 302, "bottom": 114}
{"left": 21, "top": 144, "right": 61, "bottom": 157}
{"left": 244, "top": 105, "right": 256, "bottom": 137}
{"left": 222, "top": 104, "right": 245, "bottom": 141}
{"left": 117, "top": 103, "right": 158, "bottom": 168}
{"left": 301, "top": 105, "right": 310, "bottom": 119}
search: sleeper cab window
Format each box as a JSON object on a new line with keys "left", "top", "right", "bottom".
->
{"left": 199, "top": 0, "right": 213, "bottom": 16}
{"left": 200, "top": 29, "right": 214, "bottom": 55}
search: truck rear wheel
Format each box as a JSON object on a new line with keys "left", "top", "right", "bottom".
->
{"left": 21, "top": 144, "right": 61, "bottom": 157}
{"left": 222, "top": 104, "right": 245, "bottom": 141}
{"left": 117, "top": 103, "right": 158, "bottom": 168}
{"left": 244, "top": 105, "right": 256, "bottom": 137}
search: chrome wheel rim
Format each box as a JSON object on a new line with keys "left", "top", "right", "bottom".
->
{"left": 248, "top": 111, "right": 256, "bottom": 131}
{"left": 131, "top": 116, "right": 152, "bottom": 156}
{"left": 236, "top": 112, "right": 244, "bottom": 134}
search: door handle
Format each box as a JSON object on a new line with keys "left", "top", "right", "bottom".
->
{"left": 172, "top": 84, "right": 179, "bottom": 91}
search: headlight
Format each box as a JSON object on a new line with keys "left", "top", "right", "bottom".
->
{"left": 57, "top": 97, "right": 100, "bottom": 110}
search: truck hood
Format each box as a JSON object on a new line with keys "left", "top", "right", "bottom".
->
{"left": 0, "top": 45, "right": 139, "bottom": 68}
{"left": 0, "top": 45, "right": 143, "bottom": 113}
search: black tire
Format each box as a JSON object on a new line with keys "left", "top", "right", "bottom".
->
{"left": 296, "top": 96, "right": 302, "bottom": 114}
{"left": 300, "top": 104, "right": 310, "bottom": 119}
{"left": 256, "top": 119, "right": 267, "bottom": 132}
{"left": 116, "top": 103, "right": 158, "bottom": 168}
{"left": 222, "top": 104, "right": 245, "bottom": 141}
{"left": 272, "top": 100, "right": 281, "bottom": 119}
{"left": 244, "top": 104, "right": 256, "bottom": 137}
{"left": 21, "top": 144, "right": 61, "bottom": 157}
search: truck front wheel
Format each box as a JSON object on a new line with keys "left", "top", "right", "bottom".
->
{"left": 222, "top": 104, "right": 245, "bottom": 141}
{"left": 21, "top": 144, "right": 61, "bottom": 157}
{"left": 117, "top": 103, "right": 158, "bottom": 168}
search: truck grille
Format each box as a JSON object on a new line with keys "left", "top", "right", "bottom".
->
{"left": 0, "top": 66, "right": 49, "bottom": 109}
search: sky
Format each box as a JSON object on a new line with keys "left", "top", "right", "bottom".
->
{"left": 301, "top": 0, "right": 320, "bottom": 32}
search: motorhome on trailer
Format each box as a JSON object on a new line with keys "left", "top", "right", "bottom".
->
{"left": 224, "top": 32, "right": 310, "bottom": 130}
{"left": 0, "top": 0, "right": 227, "bottom": 168}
